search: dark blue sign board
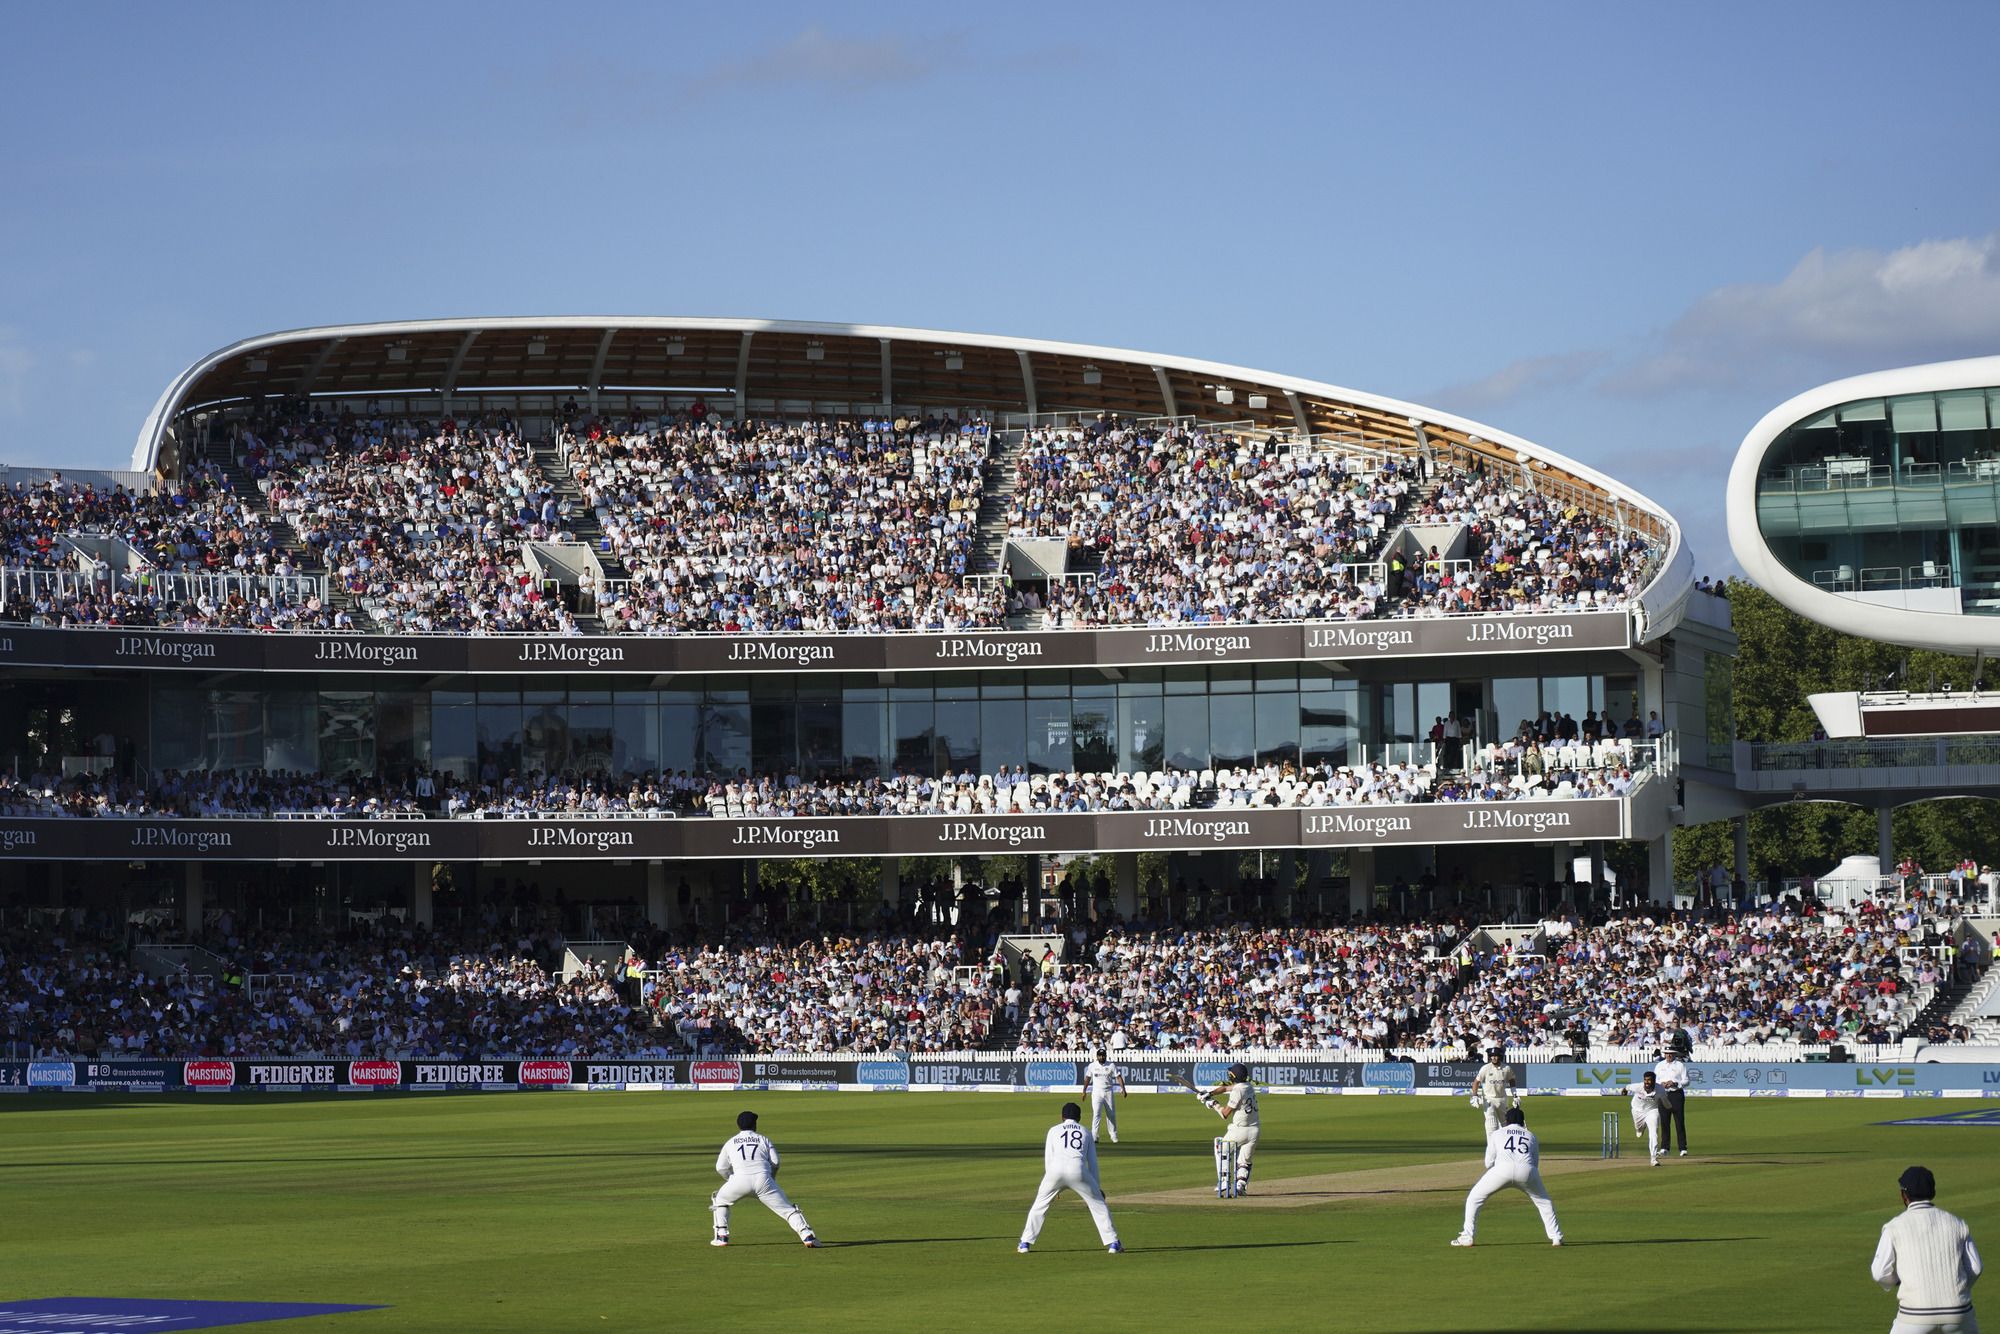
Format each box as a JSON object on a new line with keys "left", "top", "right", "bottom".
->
{"left": 0, "top": 1299, "right": 383, "bottom": 1331}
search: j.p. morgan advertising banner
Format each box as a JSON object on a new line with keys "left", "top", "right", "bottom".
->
{"left": 0, "top": 798, "right": 1628, "bottom": 863}
{"left": 0, "top": 611, "right": 1630, "bottom": 677}
{"left": 4, "top": 1058, "right": 1998, "bottom": 1097}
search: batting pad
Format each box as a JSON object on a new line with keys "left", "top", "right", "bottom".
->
{"left": 0, "top": 1298, "right": 384, "bottom": 1331}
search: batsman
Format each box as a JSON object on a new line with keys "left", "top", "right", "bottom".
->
{"left": 1470, "top": 1045, "right": 1521, "bottom": 1140}
{"left": 1199, "top": 1063, "right": 1260, "bottom": 1197}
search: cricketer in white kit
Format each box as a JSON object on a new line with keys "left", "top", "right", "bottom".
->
{"left": 1082, "top": 1049, "right": 1127, "bottom": 1144}
{"left": 1202, "top": 1062, "right": 1260, "bottom": 1196}
{"left": 1452, "top": 1108, "right": 1563, "bottom": 1247}
{"left": 1873, "top": 1165, "right": 1982, "bottom": 1334}
{"left": 1628, "top": 1071, "right": 1665, "bottom": 1166}
{"left": 1018, "top": 1102, "right": 1122, "bottom": 1253}
{"left": 710, "top": 1111, "right": 819, "bottom": 1248}
{"left": 1470, "top": 1048, "right": 1520, "bottom": 1139}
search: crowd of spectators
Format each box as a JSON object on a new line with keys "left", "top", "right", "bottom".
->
{"left": 254, "top": 414, "right": 579, "bottom": 633}
{"left": 0, "top": 742, "right": 1660, "bottom": 822}
{"left": 647, "top": 929, "right": 995, "bottom": 1053}
{"left": 1009, "top": 421, "right": 1411, "bottom": 625}
{"left": 1012, "top": 922, "right": 1460, "bottom": 1050}
{"left": 0, "top": 469, "right": 337, "bottom": 631}
{"left": 567, "top": 414, "right": 1006, "bottom": 634}
{"left": 0, "top": 918, "right": 669, "bottom": 1060}
{"left": 1425, "top": 897, "right": 1957, "bottom": 1049}
{"left": 1397, "top": 466, "right": 1654, "bottom": 616}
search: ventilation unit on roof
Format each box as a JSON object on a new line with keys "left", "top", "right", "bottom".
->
{"left": 945, "top": 352, "right": 964, "bottom": 371}
{"left": 527, "top": 340, "right": 547, "bottom": 357}
{"left": 805, "top": 342, "right": 825, "bottom": 362}
{"left": 666, "top": 338, "right": 686, "bottom": 356}
{"left": 1247, "top": 394, "right": 1269, "bottom": 410}
{"left": 1082, "top": 365, "right": 1101, "bottom": 385}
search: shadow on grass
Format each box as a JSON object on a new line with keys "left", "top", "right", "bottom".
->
{"left": 1139, "top": 1239, "right": 1350, "bottom": 1253}
{"left": 1559, "top": 1236, "right": 1766, "bottom": 1247}
{"left": 824, "top": 1236, "right": 1009, "bottom": 1249}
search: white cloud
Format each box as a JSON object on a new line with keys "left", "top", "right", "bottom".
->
{"left": 1427, "top": 350, "right": 1607, "bottom": 414}
{"left": 1610, "top": 232, "right": 2000, "bottom": 395}
{"left": 689, "top": 26, "right": 952, "bottom": 99}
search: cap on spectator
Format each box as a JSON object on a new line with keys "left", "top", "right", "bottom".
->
{"left": 1898, "top": 1165, "right": 1936, "bottom": 1200}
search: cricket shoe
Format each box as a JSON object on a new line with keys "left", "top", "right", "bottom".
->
{"left": 1449, "top": 1236, "right": 1474, "bottom": 1247}
{"left": 710, "top": 1238, "right": 729, "bottom": 1248}
{"left": 1106, "top": 1243, "right": 1124, "bottom": 1254}
{"left": 1017, "top": 1243, "right": 1032, "bottom": 1254}
{"left": 1679, "top": 1150, "right": 1688, "bottom": 1157}
{"left": 1551, "top": 1239, "right": 1564, "bottom": 1247}
{"left": 801, "top": 1235, "right": 821, "bottom": 1248}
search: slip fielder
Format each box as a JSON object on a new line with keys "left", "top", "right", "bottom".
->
{"left": 1200, "top": 1062, "right": 1260, "bottom": 1197}
{"left": 1628, "top": 1070, "right": 1664, "bottom": 1166}
{"left": 710, "top": 1110, "right": 820, "bottom": 1249}
{"left": 1470, "top": 1045, "right": 1520, "bottom": 1140}
{"left": 1082, "top": 1048, "right": 1127, "bottom": 1144}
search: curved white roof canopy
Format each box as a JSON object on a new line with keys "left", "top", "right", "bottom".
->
{"left": 1727, "top": 354, "right": 2000, "bottom": 653}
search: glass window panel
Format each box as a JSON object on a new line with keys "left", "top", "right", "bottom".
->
{"left": 1839, "top": 399, "right": 1887, "bottom": 423}
{"left": 432, "top": 703, "right": 476, "bottom": 782}
{"left": 613, "top": 703, "right": 660, "bottom": 777}
{"left": 935, "top": 700, "right": 980, "bottom": 772}
{"left": 1300, "top": 684, "right": 1356, "bottom": 767}
{"left": 1255, "top": 692, "right": 1299, "bottom": 766}
{"left": 1210, "top": 665, "right": 1253, "bottom": 693}
{"left": 1416, "top": 682, "right": 1451, "bottom": 738}
{"left": 1493, "top": 678, "right": 1539, "bottom": 740}
{"left": 521, "top": 702, "right": 570, "bottom": 774}
{"left": 1164, "top": 695, "right": 1209, "bottom": 770}
{"left": 892, "top": 699, "right": 936, "bottom": 776}
{"left": 661, "top": 704, "right": 697, "bottom": 775}
{"left": 981, "top": 700, "right": 1027, "bottom": 771}
{"left": 377, "top": 692, "right": 429, "bottom": 778}
{"left": 697, "top": 701, "right": 750, "bottom": 776}
{"left": 1254, "top": 664, "right": 1297, "bottom": 691}
{"left": 1890, "top": 395, "right": 1939, "bottom": 434}
{"left": 315, "top": 692, "right": 372, "bottom": 778}
{"left": 1939, "top": 392, "right": 1988, "bottom": 432}
{"left": 1164, "top": 669, "right": 1207, "bottom": 695}
{"left": 797, "top": 700, "right": 843, "bottom": 778}
{"left": 1210, "top": 695, "right": 1254, "bottom": 768}
{"left": 205, "top": 690, "right": 265, "bottom": 772}
{"left": 1072, "top": 701, "right": 1115, "bottom": 773}
{"left": 844, "top": 700, "right": 888, "bottom": 777}
{"left": 1028, "top": 699, "right": 1072, "bottom": 774}
{"left": 570, "top": 703, "right": 614, "bottom": 776}
{"left": 1120, "top": 696, "right": 1165, "bottom": 771}
{"left": 1543, "top": 675, "right": 1589, "bottom": 722}
{"left": 751, "top": 701, "right": 796, "bottom": 777}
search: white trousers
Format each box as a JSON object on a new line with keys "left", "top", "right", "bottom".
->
{"left": 1223, "top": 1125, "right": 1259, "bottom": 1184}
{"left": 1021, "top": 1169, "right": 1119, "bottom": 1246}
{"left": 711, "top": 1172, "right": 812, "bottom": 1240}
{"left": 1090, "top": 1091, "right": 1119, "bottom": 1141}
{"left": 1481, "top": 1103, "right": 1504, "bottom": 1138}
{"left": 1891, "top": 1313, "right": 1979, "bottom": 1334}
{"left": 1633, "top": 1108, "right": 1661, "bottom": 1160}
{"left": 1461, "top": 1166, "right": 1562, "bottom": 1243}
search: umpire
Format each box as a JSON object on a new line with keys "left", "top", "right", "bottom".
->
{"left": 1871, "top": 1165, "right": 1982, "bottom": 1334}
{"left": 1653, "top": 1041, "right": 1690, "bottom": 1157}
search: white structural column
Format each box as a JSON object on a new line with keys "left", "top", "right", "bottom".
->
{"left": 1878, "top": 807, "right": 1894, "bottom": 867}
{"left": 1114, "top": 853, "right": 1138, "bottom": 919}
{"left": 1348, "top": 848, "right": 1376, "bottom": 914}
{"left": 412, "top": 863, "right": 433, "bottom": 927}
{"left": 1647, "top": 837, "right": 1673, "bottom": 905}
{"left": 646, "top": 862, "right": 669, "bottom": 929}
{"left": 185, "top": 864, "right": 204, "bottom": 936}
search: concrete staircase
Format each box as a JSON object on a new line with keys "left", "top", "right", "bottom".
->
{"left": 527, "top": 441, "right": 625, "bottom": 630}
{"left": 969, "top": 430, "right": 1028, "bottom": 576}
{"left": 194, "top": 448, "right": 379, "bottom": 629}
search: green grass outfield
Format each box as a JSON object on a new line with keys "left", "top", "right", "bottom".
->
{"left": 3, "top": 1091, "right": 1994, "bottom": 1332}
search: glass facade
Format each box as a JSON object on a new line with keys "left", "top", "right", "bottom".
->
{"left": 143, "top": 667, "right": 1636, "bottom": 780}
{"left": 1755, "top": 386, "right": 2000, "bottom": 612}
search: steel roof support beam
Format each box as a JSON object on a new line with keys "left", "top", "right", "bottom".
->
{"left": 1285, "top": 390, "right": 1311, "bottom": 439}
{"left": 296, "top": 336, "right": 346, "bottom": 397}
{"left": 586, "top": 328, "right": 619, "bottom": 411}
{"left": 1018, "top": 351, "right": 1037, "bottom": 418}
{"left": 734, "top": 332, "right": 754, "bottom": 412}
{"left": 1152, "top": 366, "right": 1177, "bottom": 418}
{"left": 881, "top": 338, "right": 894, "bottom": 411}
{"left": 439, "top": 330, "right": 481, "bottom": 408}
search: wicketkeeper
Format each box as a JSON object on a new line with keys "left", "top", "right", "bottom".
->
{"left": 1201, "top": 1063, "right": 1260, "bottom": 1197}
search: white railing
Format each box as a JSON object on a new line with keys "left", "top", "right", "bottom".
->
{"left": 0, "top": 564, "right": 325, "bottom": 608}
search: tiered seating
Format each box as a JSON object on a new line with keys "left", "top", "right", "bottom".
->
{"left": 1009, "top": 421, "right": 1410, "bottom": 625}
{"left": 567, "top": 415, "right": 1005, "bottom": 633}
{"left": 1398, "top": 470, "right": 1652, "bottom": 615}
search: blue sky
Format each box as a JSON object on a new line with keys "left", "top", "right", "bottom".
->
{"left": 4, "top": 2, "right": 1999, "bottom": 575}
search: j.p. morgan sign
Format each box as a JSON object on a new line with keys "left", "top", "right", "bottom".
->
{"left": 0, "top": 612, "right": 1631, "bottom": 676}
{"left": 0, "top": 798, "right": 1626, "bottom": 862}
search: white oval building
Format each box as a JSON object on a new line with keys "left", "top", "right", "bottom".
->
{"left": 1728, "top": 354, "right": 2000, "bottom": 652}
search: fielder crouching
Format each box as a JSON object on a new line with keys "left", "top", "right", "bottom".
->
{"left": 1202, "top": 1063, "right": 1260, "bottom": 1197}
